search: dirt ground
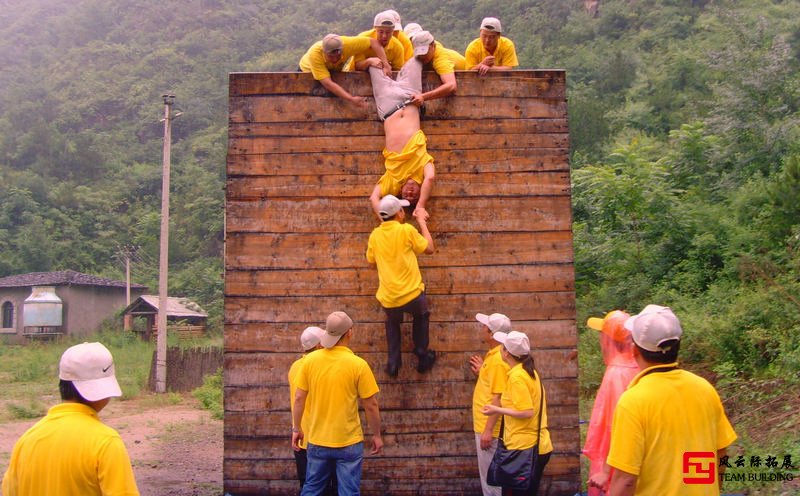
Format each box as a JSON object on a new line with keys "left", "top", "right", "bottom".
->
{"left": 0, "top": 395, "right": 222, "bottom": 496}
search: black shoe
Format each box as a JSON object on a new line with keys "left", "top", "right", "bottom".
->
{"left": 417, "top": 350, "right": 436, "bottom": 373}
{"left": 385, "top": 364, "right": 399, "bottom": 377}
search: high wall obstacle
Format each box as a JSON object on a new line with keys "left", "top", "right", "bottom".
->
{"left": 224, "top": 69, "right": 579, "bottom": 495}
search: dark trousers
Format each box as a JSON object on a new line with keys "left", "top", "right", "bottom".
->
{"left": 383, "top": 292, "right": 430, "bottom": 369}
{"left": 502, "top": 451, "right": 551, "bottom": 496}
{"left": 294, "top": 448, "right": 338, "bottom": 496}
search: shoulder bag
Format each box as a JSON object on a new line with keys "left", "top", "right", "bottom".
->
{"left": 486, "top": 372, "right": 544, "bottom": 491}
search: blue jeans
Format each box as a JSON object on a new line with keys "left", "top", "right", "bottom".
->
{"left": 301, "top": 442, "right": 363, "bottom": 496}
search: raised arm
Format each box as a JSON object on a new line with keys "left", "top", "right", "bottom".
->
{"left": 416, "top": 215, "right": 435, "bottom": 254}
{"left": 413, "top": 162, "right": 435, "bottom": 221}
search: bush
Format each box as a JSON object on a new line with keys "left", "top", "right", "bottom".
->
{"left": 192, "top": 368, "right": 223, "bottom": 420}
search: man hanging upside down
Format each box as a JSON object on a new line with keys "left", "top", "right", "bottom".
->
{"left": 367, "top": 31, "right": 454, "bottom": 222}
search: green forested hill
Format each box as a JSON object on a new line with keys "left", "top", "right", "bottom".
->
{"left": 1, "top": 0, "right": 798, "bottom": 388}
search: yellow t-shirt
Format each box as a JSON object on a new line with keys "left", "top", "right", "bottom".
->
{"left": 299, "top": 36, "right": 372, "bottom": 80}
{"left": 606, "top": 364, "right": 738, "bottom": 496}
{"left": 289, "top": 353, "right": 314, "bottom": 450}
{"left": 295, "top": 346, "right": 380, "bottom": 448}
{"left": 354, "top": 29, "right": 406, "bottom": 70}
{"left": 395, "top": 31, "right": 414, "bottom": 62}
{"left": 464, "top": 36, "right": 519, "bottom": 69}
{"left": 472, "top": 345, "right": 510, "bottom": 435}
{"left": 378, "top": 130, "right": 433, "bottom": 197}
{"left": 366, "top": 220, "right": 428, "bottom": 308}
{"left": 1, "top": 403, "right": 140, "bottom": 496}
{"left": 429, "top": 41, "right": 466, "bottom": 75}
{"left": 500, "top": 365, "right": 553, "bottom": 453}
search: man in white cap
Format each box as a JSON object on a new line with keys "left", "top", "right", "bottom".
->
{"left": 292, "top": 311, "right": 382, "bottom": 495}
{"left": 465, "top": 17, "right": 519, "bottom": 75}
{"left": 288, "top": 326, "right": 335, "bottom": 494}
{"left": 385, "top": 9, "right": 414, "bottom": 60}
{"left": 366, "top": 194, "right": 435, "bottom": 377}
{"left": 407, "top": 29, "right": 464, "bottom": 103}
{"left": 2, "top": 342, "right": 139, "bottom": 496}
{"left": 353, "top": 10, "right": 408, "bottom": 71}
{"left": 606, "top": 305, "right": 737, "bottom": 496}
{"left": 469, "top": 313, "right": 512, "bottom": 496}
{"left": 299, "top": 33, "right": 391, "bottom": 108}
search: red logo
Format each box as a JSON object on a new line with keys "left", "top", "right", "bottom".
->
{"left": 683, "top": 452, "right": 716, "bottom": 484}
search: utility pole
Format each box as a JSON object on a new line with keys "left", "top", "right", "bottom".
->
{"left": 156, "top": 94, "right": 180, "bottom": 393}
{"left": 115, "top": 244, "right": 138, "bottom": 331}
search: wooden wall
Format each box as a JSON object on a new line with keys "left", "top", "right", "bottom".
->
{"left": 224, "top": 69, "right": 579, "bottom": 495}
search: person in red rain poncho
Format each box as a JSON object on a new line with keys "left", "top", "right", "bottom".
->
{"left": 583, "top": 310, "right": 640, "bottom": 495}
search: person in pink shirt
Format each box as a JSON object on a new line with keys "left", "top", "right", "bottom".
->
{"left": 583, "top": 310, "right": 640, "bottom": 495}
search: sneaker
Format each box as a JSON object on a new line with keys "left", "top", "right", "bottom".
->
{"left": 417, "top": 350, "right": 436, "bottom": 373}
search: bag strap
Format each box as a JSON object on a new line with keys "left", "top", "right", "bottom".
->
{"left": 499, "top": 370, "right": 545, "bottom": 444}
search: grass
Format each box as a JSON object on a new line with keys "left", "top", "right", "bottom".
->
{"left": 0, "top": 327, "right": 154, "bottom": 422}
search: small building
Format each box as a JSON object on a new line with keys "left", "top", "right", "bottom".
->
{"left": 122, "top": 295, "right": 208, "bottom": 340}
{"left": 0, "top": 270, "right": 147, "bottom": 343}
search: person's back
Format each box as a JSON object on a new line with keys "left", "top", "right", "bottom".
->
{"left": 606, "top": 305, "right": 736, "bottom": 496}
{"left": 5, "top": 403, "right": 135, "bottom": 496}
{"left": 300, "top": 344, "right": 374, "bottom": 447}
{"left": 610, "top": 367, "right": 732, "bottom": 495}
{"left": 367, "top": 218, "right": 426, "bottom": 308}
{"left": 2, "top": 342, "right": 139, "bottom": 496}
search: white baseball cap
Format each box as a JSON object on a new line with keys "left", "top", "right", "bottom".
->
{"left": 378, "top": 194, "right": 410, "bottom": 219}
{"left": 475, "top": 312, "right": 512, "bottom": 333}
{"left": 624, "top": 304, "right": 683, "bottom": 352}
{"left": 493, "top": 330, "right": 530, "bottom": 358}
{"left": 373, "top": 11, "right": 396, "bottom": 29}
{"left": 480, "top": 17, "right": 502, "bottom": 33}
{"left": 412, "top": 30, "right": 434, "bottom": 56}
{"left": 59, "top": 342, "right": 123, "bottom": 401}
{"left": 404, "top": 22, "right": 422, "bottom": 37}
{"left": 300, "top": 326, "right": 325, "bottom": 351}
{"left": 385, "top": 9, "right": 403, "bottom": 31}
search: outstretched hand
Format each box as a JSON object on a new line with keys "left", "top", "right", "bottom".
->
{"left": 413, "top": 207, "right": 429, "bottom": 222}
{"left": 409, "top": 93, "right": 425, "bottom": 107}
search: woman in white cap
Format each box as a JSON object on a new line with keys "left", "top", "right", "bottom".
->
{"left": 482, "top": 330, "right": 553, "bottom": 496}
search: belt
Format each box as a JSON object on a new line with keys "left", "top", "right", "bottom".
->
{"left": 383, "top": 98, "right": 414, "bottom": 120}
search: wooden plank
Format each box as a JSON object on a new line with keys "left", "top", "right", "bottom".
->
{"left": 226, "top": 171, "right": 571, "bottom": 199}
{"left": 230, "top": 95, "right": 567, "bottom": 123}
{"left": 224, "top": 428, "right": 579, "bottom": 460}
{"left": 224, "top": 378, "right": 578, "bottom": 412}
{"left": 225, "top": 264, "right": 574, "bottom": 297}
{"left": 225, "top": 405, "right": 578, "bottom": 437}
{"left": 229, "top": 70, "right": 566, "bottom": 98}
{"left": 224, "top": 292, "right": 576, "bottom": 324}
{"left": 228, "top": 133, "right": 568, "bottom": 155}
{"left": 227, "top": 148, "right": 570, "bottom": 176}
{"left": 224, "top": 454, "right": 577, "bottom": 482}
{"left": 225, "top": 231, "right": 575, "bottom": 270}
{"left": 224, "top": 320, "right": 577, "bottom": 352}
{"left": 228, "top": 118, "right": 569, "bottom": 138}
{"left": 223, "top": 477, "right": 579, "bottom": 496}
{"left": 225, "top": 196, "right": 574, "bottom": 234}
{"left": 224, "top": 350, "right": 578, "bottom": 387}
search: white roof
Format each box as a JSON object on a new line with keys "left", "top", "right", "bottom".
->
{"left": 137, "top": 295, "right": 208, "bottom": 318}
